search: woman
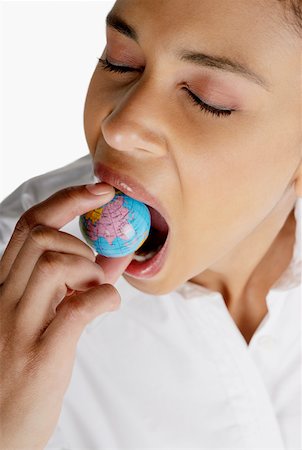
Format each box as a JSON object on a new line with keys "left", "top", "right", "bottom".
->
{"left": 0, "top": 0, "right": 301, "bottom": 448}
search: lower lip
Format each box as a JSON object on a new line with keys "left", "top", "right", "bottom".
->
{"left": 124, "top": 232, "right": 170, "bottom": 279}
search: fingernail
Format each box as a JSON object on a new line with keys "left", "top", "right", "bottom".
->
{"left": 85, "top": 183, "right": 115, "bottom": 195}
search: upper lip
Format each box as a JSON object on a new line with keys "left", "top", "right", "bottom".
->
{"left": 94, "top": 162, "right": 171, "bottom": 229}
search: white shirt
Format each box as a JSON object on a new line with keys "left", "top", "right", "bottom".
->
{"left": 0, "top": 154, "right": 301, "bottom": 450}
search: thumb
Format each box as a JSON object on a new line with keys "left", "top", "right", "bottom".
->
{"left": 96, "top": 253, "right": 134, "bottom": 285}
{"left": 42, "top": 283, "right": 121, "bottom": 349}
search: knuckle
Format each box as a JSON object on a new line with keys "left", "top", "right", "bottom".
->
{"left": 63, "top": 284, "right": 121, "bottom": 323}
{"left": 99, "top": 283, "right": 121, "bottom": 310}
{"left": 63, "top": 293, "right": 94, "bottom": 323}
{"left": 37, "top": 251, "right": 64, "bottom": 276}
{"left": 14, "top": 214, "right": 32, "bottom": 237}
{"left": 62, "top": 298, "right": 83, "bottom": 323}
{"left": 30, "top": 225, "right": 55, "bottom": 249}
{"left": 19, "top": 208, "right": 39, "bottom": 229}
{"left": 61, "top": 186, "right": 81, "bottom": 213}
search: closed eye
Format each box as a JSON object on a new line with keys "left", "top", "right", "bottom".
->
{"left": 98, "top": 57, "right": 142, "bottom": 73}
{"left": 98, "top": 57, "right": 236, "bottom": 118}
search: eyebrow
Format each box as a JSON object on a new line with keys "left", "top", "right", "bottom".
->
{"left": 106, "top": 11, "right": 270, "bottom": 91}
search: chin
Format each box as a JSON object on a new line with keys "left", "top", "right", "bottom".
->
{"left": 122, "top": 272, "right": 176, "bottom": 296}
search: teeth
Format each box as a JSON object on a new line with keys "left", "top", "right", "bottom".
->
{"left": 133, "top": 250, "right": 157, "bottom": 262}
{"left": 118, "top": 182, "right": 133, "bottom": 193}
{"left": 133, "top": 243, "right": 164, "bottom": 262}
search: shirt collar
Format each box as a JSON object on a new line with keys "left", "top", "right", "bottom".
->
{"left": 176, "top": 197, "right": 302, "bottom": 300}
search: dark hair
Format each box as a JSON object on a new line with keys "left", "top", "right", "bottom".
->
{"left": 278, "top": 0, "right": 302, "bottom": 36}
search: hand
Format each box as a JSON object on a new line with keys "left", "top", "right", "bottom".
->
{"left": 0, "top": 183, "right": 131, "bottom": 450}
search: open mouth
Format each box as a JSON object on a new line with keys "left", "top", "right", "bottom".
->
{"left": 125, "top": 205, "right": 170, "bottom": 278}
{"left": 133, "top": 206, "right": 169, "bottom": 261}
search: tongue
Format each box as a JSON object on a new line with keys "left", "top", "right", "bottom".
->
{"left": 95, "top": 253, "right": 134, "bottom": 285}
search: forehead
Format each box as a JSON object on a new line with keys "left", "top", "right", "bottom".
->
{"left": 111, "top": 0, "right": 296, "bottom": 78}
{"left": 112, "top": 0, "right": 287, "bottom": 44}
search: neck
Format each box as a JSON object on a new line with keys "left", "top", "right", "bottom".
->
{"left": 189, "top": 191, "right": 297, "bottom": 308}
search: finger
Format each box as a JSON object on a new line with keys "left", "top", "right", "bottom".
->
{"left": 40, "top": 283, "right": 121, "bottom": 353}
{"left": 0, "top": 183, "right": 115, "bottom": 284}
{"left": 95, "top": 253, "right": 134, "bottom": 285}
{"left": 2, "top": 225, "right": 96, "bottom": 306}
{"left": 14, "top": 251, "right": 106, "bottom": 339}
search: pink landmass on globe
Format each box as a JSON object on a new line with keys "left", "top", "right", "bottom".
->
{"left": 89, "top": 196, "right": 136, "bottom": 245}
{"left": 85, "top": 220, "right": 99, "bottom": 241}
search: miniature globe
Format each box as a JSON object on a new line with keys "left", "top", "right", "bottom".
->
{"left": 79, "top": 190, "right": 151, "bottom": 258}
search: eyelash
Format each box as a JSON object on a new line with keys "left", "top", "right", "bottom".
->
{"left": 98, "top": 57, "right": 235, "bottom": 118}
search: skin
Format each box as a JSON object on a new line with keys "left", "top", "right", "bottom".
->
{"left": 84, "top": 0, "right": 302, "bottom": 341}
{"left": 0, "top": 2, "right": 301, "bottom": 446}
{"left": 0, "top": 184, "right": 132, "bottom": 448}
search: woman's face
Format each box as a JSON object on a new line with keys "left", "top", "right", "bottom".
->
{"left": 84, "top": 0, "right": 301, "bottom": 295}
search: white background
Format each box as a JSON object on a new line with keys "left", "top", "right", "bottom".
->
{"left": 1, "top": 0, "right": 115, "bottom": 202}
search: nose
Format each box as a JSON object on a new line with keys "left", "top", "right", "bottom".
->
{"left": 101, "top": 79, "right": 168, "bottom": 157}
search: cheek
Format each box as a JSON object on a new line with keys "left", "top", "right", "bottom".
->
{"left": 175, "top": 129, "right": 293, "bottom": 269}
{"left": 180, "top": 110, "right": 295, "bottom": 216}
{"left": 84, "top": 70, "right": 112, "bottom": 154}
{"left": 184, "top": 147, "right": 281, "bottom": 224}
